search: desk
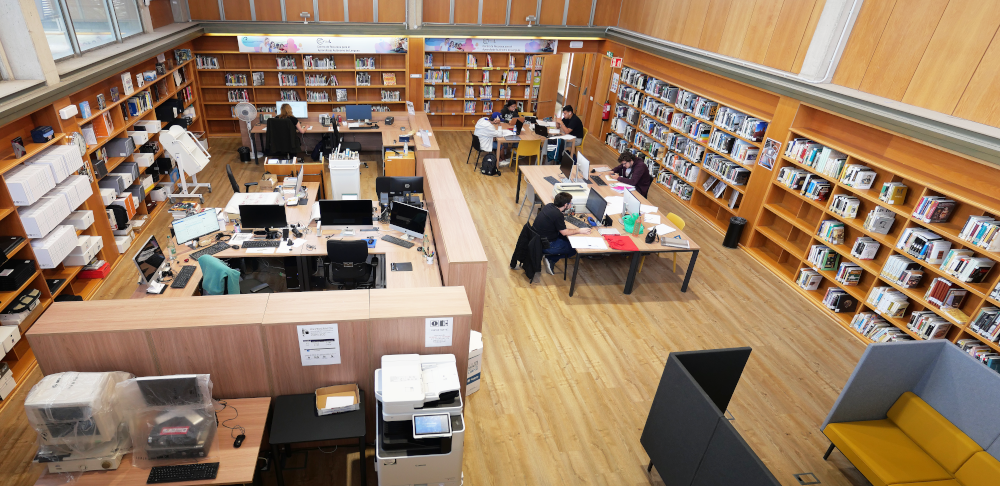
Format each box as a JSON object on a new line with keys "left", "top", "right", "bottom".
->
{"left": 270, "top": 393, "right": 366, "bottom": 486}
{"left": 35, "top": 397, "right": 270, "bottom": 486}
{"left": 518, "top": 165, "right": 701, "bottom": 296}
{"left": 495, "top": 122, "right": 546, "bottom": 171}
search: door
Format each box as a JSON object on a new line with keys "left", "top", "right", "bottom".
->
{"left": 575, "top": 53, "right": 596, "bottom": 133}
{"left": 535, "top": 55, "right": 562, "bottom": 118}
{"left": 563, "top": 53, "right": 587, "bottom": 112}
{"left": 587, "top": 58, "right": 614, "bottom": 142}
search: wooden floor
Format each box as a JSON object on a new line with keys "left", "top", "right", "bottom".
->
{"left": 0, "top": 133, "right": 871, "bottom": 486}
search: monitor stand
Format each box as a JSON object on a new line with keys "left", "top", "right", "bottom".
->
{"left": 341, "top": 227, "right": 356, "bottom": 237}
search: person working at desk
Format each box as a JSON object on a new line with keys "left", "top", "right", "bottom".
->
{"left": 500, "top": 100, "right": 524, "bottom": 126}
{"left": 533, "top": 192, "right": 591, "bottom": 275}
{"left": 610, "top": 152, "right": 652, "bottom": 197}
{"left": 555, "top": 105, "right": 585, "bottom": 146}
{"left": 278, "top": 104, "right": 306, "bottom": 135}
{"left": 474, "top": 112, "right": 510, "bottom": 165}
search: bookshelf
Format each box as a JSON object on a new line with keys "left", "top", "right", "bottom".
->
{"left": 0, "top": 42, "right": 201, "bottom": 412}
{"left": 193, "top": 37, "right": 409, "bottom": 136}
{"left": 604, "top": 64, "right": 771, "bottom": 233}
{"left": 747, "top": 104, "right": 1000, "bottom": 353}
{"left": 422, "top": 52, "right": 543, "bottom": 129}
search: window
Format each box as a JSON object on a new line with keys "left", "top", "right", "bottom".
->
{"left": 37, "top": 0, "right": 145, "bottom": 60}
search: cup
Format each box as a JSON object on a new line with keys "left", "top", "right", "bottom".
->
{"left": 425, "top": 254, "right": 435, "bottom": 265}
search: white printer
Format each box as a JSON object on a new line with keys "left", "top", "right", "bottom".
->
{"left": 374, "top": 354, "right": 464, "bottom": 486}
{"left": 553, "top": 182, "right": 590, "bottom": 213}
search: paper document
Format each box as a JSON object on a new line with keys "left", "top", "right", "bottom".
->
{"left": 501, "top": 130, "right": 515, "bottom": 136}
{"left": 568, "top": 236, "right": 609, "bottom": 250}
{"left": 537, "top": 121, "right": 556, "bottom": 128}
{"left": 644, "top": 214, "right": 661, "bottom": 224}
{"left": 277, "top": 245, "right": 294, "bottom": 254}
{"left": 231, "top": 233, "right": 253, "bottom": 245}
{"left": 247, "top": 248, "right": 276, "bottom": 254}
{"left": 640, "top": 204, "right": 658, "bottom": 214}
{"left": 605, "top": 196, "right": 624, "bottom": 215}
{"left": 655, "top": 224, "right": 676, "bottom": 236}
{"left": 594, "top": 167, "right": 612, "bottom": 173}
{"left": 555, "top": 134, "right": 577, "bottom": 140}
{"left": 597, "top": 228, "right": 620, "bottom": 235}
{"left": 324, "top": 396, "right": 355, "bottom": 409}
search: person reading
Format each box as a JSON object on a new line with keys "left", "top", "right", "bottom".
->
{"left": 555, "top": 105, "right": 584, "bottom": 146}
{"left": 474, "top": 112, "right": 511, "bottom": 165}
{"left": 609, "top": 152, "right": 652, "bottom": 198}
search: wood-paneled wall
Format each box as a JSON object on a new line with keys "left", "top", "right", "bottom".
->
{"left": 833, "top": 0, "right": 1000, "bottom": 129}
{"left": 424, "top": 0, "right": 600, "bottom": 26}
{"left": 149, "top": 0, "right": 175, "bottom": 29}
{"left": 616, "top": 0, "right": 826, "bottom": 74}
{"left": 188, "top": 0, "right": 404, "bottom": 21}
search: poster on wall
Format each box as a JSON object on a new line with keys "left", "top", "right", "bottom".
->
{"left": 297, "top": 324, "right": 342, "bottom": 366}
{"left": 238, "top": 36, "right": 408, "bottom": 54}
{"left": 425, "top": 38, "right": 557, "bottom": 53}
{"left": 758, "top": 138, "right": 781, "bottom": 171}
{"left": 610, "top": 72, "right": 620, "bottom": 93}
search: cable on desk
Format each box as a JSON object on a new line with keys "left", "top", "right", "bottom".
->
{"left": 317, "top": 446, "right": 339, "bottom": 454}
{"left": 217, "top": 400, "right": 245, "bottom": 439}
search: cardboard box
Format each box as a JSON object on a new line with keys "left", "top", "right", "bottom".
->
{"left": 259, "top": 173, "right": 277, "bottom": 192}
{"left": 467, "top": 330, "right": 482, "bottom": 396}
{"left": 315, "top": 384, "right": 360, "bottom": 416}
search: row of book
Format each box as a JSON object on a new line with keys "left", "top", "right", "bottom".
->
{"left": 852, "top": 313, "right": 912, "bottom": 342}
{"left": 195, "top": 55, "right": 218, "bottom": 69}
{"left": 959, "top": 216, "right": 1000, "bottom": 251}
{"left": 823, "top": 287, "right": 858, "bottom": 313}
{"left": 380, "top": 90, "right": 402, "bottom": 102}
{"left": 665, "top": 156, "right": 699, "bottom": 183}
{"left": 817, "top": 220, "right": 846, "bottom": 245}
{"left": 606, "top": 133, "right": 628, "bottom": 154}
{"left": 863, "top": 207, "right": 895, "bottom": 235}
{"left": 907, "top": 311, "right": 951, "bottom": 340}
{"left": 277, "top": 73, "right": 298, "bottom": 86}
{"left": 224, "top": 73, "right": 248, "bottom": 86}
{"left": 279, "top": 90, "right": 300, "bottom": 101}
{"left": 634, "top": 134, "right": 664, "bottom": 160}
{"left": 911, "top": 196, "right": 955, "bottom": 223}
{"left": 356, "top": 73, "right": 371, "bottom": 86}
{"left": 808, "top": 244, "right": 840, "bottom": 271}
{"left": 785, "top": 139, "right": 847, "bottom": 179}
{"left": 305, "top": 74, "right": 339, "bottom": 86}
{"left": 355, "top": 57, "right": 376, "bottom": 69}
{"left": 642, "top": 98, "right": 673, "bottom": 125}
{"left": 227, "top": 89, "right": 249, "bottom": 102}
{"left": 970, "top": 307, "right": 1000, "bottom": 342}
{"left": 702, "top": 155, "right": 750, "bottom": 186}
{"left": 306, "top": 90, "right": 329, "bottom": 102}
{"left": 303, "top": 56, "right": 336, "bottom": 69}
{"left": 956, "top": 340, "right": 1000, "bottom": 373}
{"left": 896, "top": 227, "right": 950, "bottom": 264}
{"left": 714, "top": 107, "right": 768, "bottom": 142}
{"left": 836, "top": 262, "right": 862, "bottom": 286}
{"left": 277, "top": 56, "right": 296, "bottom": 69}
{"left": 425, "top": 70, "right": 451, "bottom": 83}
{"left": 881, "top": 254, "right": 923, "bottom": 288}
{"left": 867, "top": 286, "right": 909, "bottom": 318}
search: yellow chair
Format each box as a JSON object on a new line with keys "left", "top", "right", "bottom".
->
{"left": 521, "top": 112, "right": 534, "bottom": 117}
{"left": 581, "top": 127, "right": 589, "bottom": 147}
{"left": 638, "top": 212, "right": 686, "bottom": 274}
{"left": 511, "top": 139, "right": 543, "bottom": 173}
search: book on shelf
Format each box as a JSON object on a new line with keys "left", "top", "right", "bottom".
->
{"left": 907, "top": 311, "right": 952, "bottom": 340}
{"left": 121, "top": 73, "right": 134, "bottom": 95}
{"left": 730, "top": 140, "right": 759, "bottom": 164}
{"left": 896, "top": 227, "right": 950, "bottom": 264}
{"left": 970, "top": 307, "right": 1000, "bottom": 342}
{"left": 852, "top": 312, "right": 912, "bottom": 342}
{"left": 823, "top": 288, "right": 858, "bottom": 313}
{"left": 712, "top": 178, "right": 725, "bottom": 198}
{"left": 777, "top": 166, "right": 808, "bottom": 191}
{"left": 728, "top": 190, "right": 740, "bottom": 210}
{"left": 880, "top": 255, "right": 923, "bottom": 288}
{"left": 939, "top": 249, "right": 995, "bottom": 283}
{"left": 195, "top": 55, "right": 219, "bottom": 69}
{"left": 831, "top": 195, "right": 860, "bottom": 219}
{"left": 924, "top": 277, "right": 967, "bottom": 309}
{"left": 355, "top": 57, "right": 375, "bottom": 69}
{"left": 851, "top": 236, "right": 880, "bottom": 260}
{"left": 252, "top": 72, "right": 265, "bottom": 86}
{"left": 991, "top": 280, "right": 1000, "bottom": 301}
{"left": 807, "top": 245, "right": 840, "bottom": 271}
{"left": 841, "top": 164, "right": 877, "bottom": 190}
{"left": 867, "top": 286, "right": 909, "bottom": 318}
{"left": 796, "top": 268, "right": 822, "bottom": 291}
{"left": 800, "top": 175, "right": 832, "bottom": 202}
{"left": 863, "top": 207, "right": 896, "bottom": 235}
{"left": 879, "top": 182, "right": 908, "bottom": 205}
{"left": 835, "top": 262, "right": 863, "bottom": 286}
{"left": 956, "top": 339, "right": 1000, "bottom": 371}
{"left": 958, "top": 216, "right": 1000, "bottom": 251}
{"left": 911, "top": 196, "right": 956, "bottom": 223}
{"left": 382, "top": 73, "right": 396, "bottom": 85}
{"left": 336, "top": 89, "right": 347, "bottom": 101}
{"left": 818, "top": 220, "right": 846, "bottom": 245}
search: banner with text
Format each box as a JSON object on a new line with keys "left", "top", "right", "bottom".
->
{"left": 238, "top": 36, "right": 408, "bottom": 54}
{"left": 424, "top": 38, "right": 557, "bottom": 53}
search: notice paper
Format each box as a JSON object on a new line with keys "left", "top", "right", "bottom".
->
{"left": 277, "top": 244, "right": 294, "bottom": 254}
{"left": 643, "top": 214, "right": 661, "bottom": 224}
{"left": 325, "top": 396, "right": 354, "bottom": 409}
{"left": 640, "top": 204, "right": 658, "bottom": 214}
{"left": 231, "top": 233, "right": 252, "bottom": 245}
{"left": 605, "top": 196, "right": 624, "bottom": 215}
{"left": 297, "top": 324, "right": 341, "bottom": 366}
{"left": 501, "top": 130, "right": 515, "bottom": 137}
{"left": 568, "top": 236, "right": 609, "bottom": 250}
{"left": 598, "top": 228, "right": 620, "bottom": 235}
{"left": 425, "top": 317, "right": 454, "bottom": 347}
{"left": 554, "top": 134, "right": 577, "bottom": 140}
{"left": 655, "top": 224, "right": 676, "bottom": 236}
{"left": 247, "top": 248, "right": 276, "bottom": 254}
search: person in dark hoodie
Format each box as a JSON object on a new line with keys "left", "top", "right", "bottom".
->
{"left": 610, "top": 152, "right": 652, "bottom": 197}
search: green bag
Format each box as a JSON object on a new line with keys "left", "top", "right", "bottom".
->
{"left": 623, "top": 213, "right": 644, "bottom": 235}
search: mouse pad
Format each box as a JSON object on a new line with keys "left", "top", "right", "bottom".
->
{"left": 366, "top": 238, "right": 377, "bottom": 248}
{"left": 391, "top": 262, "right": 413, "bottom": 272}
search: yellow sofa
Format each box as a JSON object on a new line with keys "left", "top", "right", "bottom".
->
{"left": 823, "top": 392, "right": 1000, "bottom": 486}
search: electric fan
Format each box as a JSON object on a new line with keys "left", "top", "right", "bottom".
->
{"left": 235, "top": 102, "right": 259, "bottom": 161}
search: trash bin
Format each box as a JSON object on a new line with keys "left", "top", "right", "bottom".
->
{"left": 237, "top": 146, "right": 251, "bottom": 163}
{"left": 723, "top": 217, "right": 747, "bottom": 248}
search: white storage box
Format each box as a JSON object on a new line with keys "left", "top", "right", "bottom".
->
{"left": 0, "top": 326, "right": 20, "bottom": 354}
{"left": 150, "top": 183, "right": 170, "bottom": 202}
{"left": 65, "top": 235, "right": 103, "bottom": 266}
{"left": 0, "top": 371, "right": 15, "bottom": 401}
{"left": 18, "top": 197, "right": 71, "bottom": 238}
{"left": 126, "top": 130, "right": 149, "bottom": 145}
{"left": 114, "top": 234, "right": 132, "bottom": 253}
{"left": 467, "top": 330, "right": 483, "bottom": 396}
{"left": 134, "top": 152, "right": 154, "bottom": 168}
{"left": 30, "top": 225, "right": 77, "bottom": 269}
{"left": 64, "top": 210, "right": 95, "bottom": 230}
{"left": 140, "top": 175, "right": 154, "bottom": 191}
{"left": 100, "top": 188, "right": 116, "bottom": 205}
{"left": 5, "top": 164, "right": 56, "bottom": 206}
{"left": 133, "top": 120, "right": 161, "bottom": 134}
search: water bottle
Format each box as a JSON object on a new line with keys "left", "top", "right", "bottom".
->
{"left": 167, "top": 240, "right": 177, "bottom": 261}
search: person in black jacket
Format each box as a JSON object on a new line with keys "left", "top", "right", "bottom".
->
{"left": 532, "top": 192, "right": 591, "bottom": 275}
{"left": 610, "top": 152, "right": 652, "bottom": 198}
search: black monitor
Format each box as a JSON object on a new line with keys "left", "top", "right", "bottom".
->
{"left": 388, "top": 202, "right": 428, "bottom": 239}
{"left": 239, "top": 204, "right": 288, "bottom": 230}
{"left": 318, "top": 199, "right": 375, "bottom": 235}
{"left": 133, "top": 236, "right": 167, "bottom": 285}
{"left": 135, "top": 375, "right": 203, "bottom": 407}
{"left": 586, "top": 189, "right": 608, "bottom": 219}
{"left": 560, "top": 151, "right": 575, "bottom": 180}
{"left": 346, "top": 104, "right": 373, "bottom": 122}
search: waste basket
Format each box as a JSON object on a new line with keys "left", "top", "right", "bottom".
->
{"left": 237, "top": 146, "right": 251, "bottom": 163}
{"left": 723, "top": 217, "right": 747, "bottom": 248}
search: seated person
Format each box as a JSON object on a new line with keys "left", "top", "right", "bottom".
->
{"left": 555, "top": 105, "right": 585, "bottom": 146}
{"left": 532, "top": 192, "right": 591, "bottom": 275}
{"left": 500, "top": 100, "right": 524, "bottom": 132}
{"left": 474, "top": 112, "right": 511, "bottom": 165}
{"left": 610, "top": 153, "right": 652, "bottom": 198}
{"left": 278, "top": 103, "right": 306, "bottom": 135}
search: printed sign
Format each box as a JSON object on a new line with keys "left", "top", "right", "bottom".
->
{"left": 238, "top": 36, "right": 408, "bottom": 54}
{"left": 425, "top": 317, "right": 454, "bottom": 347}
{"left": 425, "top": 38, "right": 557, "bottom": 53}
{"left": 611, "top": 57, "right": 623, "bottom": 68}
{"left": 297, "top": 324, "right": 342, "bottom": 366}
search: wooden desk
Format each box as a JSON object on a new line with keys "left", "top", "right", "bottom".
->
{"left": 518, "top": 165, "right": 701, "bottom": 296}
{"left": 495, "top": 122, "right": 546, "bottom": 167}
{"left": 34, "top": 397, "right": 270, "bottom": 486}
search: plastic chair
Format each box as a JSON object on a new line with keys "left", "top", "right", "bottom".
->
{"left": 511, "top": 139, "right": 542, "bottom": 173}
{"left": 226, "top": 164, "right": 257, "bottom": 194}
{"left": 466, "top": 134, "right": 489, "bottom": 169}
{"left": 581, "top": 127, "right": 589, "bottom": 147}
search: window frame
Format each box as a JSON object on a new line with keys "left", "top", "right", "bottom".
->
{"left": 47, "top": 0, "right": 146, "bottom": 60}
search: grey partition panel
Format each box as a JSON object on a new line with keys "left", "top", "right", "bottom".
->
{"left": 914, "top": 343, "right": 1000, "bottom": 450}
{"left": 675, "top": 347, "right": 751, "bottom": 413}
{"left": 690, "top": 419, "right": 782, "bottom": 486}
{"left": 640, "top": 356, "right": 724, "bottom": 486}
{"left": 822, "top": 341, "right": 944, "bottom": 429}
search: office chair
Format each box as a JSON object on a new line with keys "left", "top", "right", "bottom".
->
{"left": 466, "top": 134, "right": 489, "bottom": 168}
{"left": 266, "top": 117, "right": 298, "bottom": 159}
{"left": 198, "top": 255, "right": 272, "bottom": 294}
{"left": 325, "top": 240, "right": 378, "bottom": 290}
{"left": 341, "top": 141, "right": 367, "bottom": 168}
{"left": 517, "top": 183, "right": 543, "bottom": 221}
{"left": 226, "top": 164, "right": 257, "bottom": 194}
{"left": 511, "top": 139, "right": 542, "bottom": 174}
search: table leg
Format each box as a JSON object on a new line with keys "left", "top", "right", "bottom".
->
{"left": 623, "top": 252, "right": 644, "bottom": 294}
{"left": 515, "top": 169, "right": 522, "bottom": 203}
{"left": 569, "top": 254, "right": 581, "bottom": 297}
{"left": 255, "top": 133, "right": 263, "bottom": 165}
{"left": 272, "top": 444, "right": 285, "bottom": 486}
{"left": 297, "top": 255, "right": 309, "bottom": 292}
{"left": 680, "top": 250, "right": 699, "bottom": 293}
{"left": 648, "top": 461, "right": 653, "bottom": 472}
{"left": 358, "top": 436, "right": 367, "bottom": 486}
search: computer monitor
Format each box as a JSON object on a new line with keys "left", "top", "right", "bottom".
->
{"left": 346, "top": 104, "right": 373, "bottom": 122}
{"left": 560, "top": 151, "right": 574, "bottom": 180}
{"left": 239, "top": 204, "right": 288, "bottom": 230}
{"left": 624, "top": 189, "right": 641, "bottom": 216}
{"left": 133, "top": 236, "right": 167, "bottom": 285}
{"left": 576, "top": 152, "right": 590, "bottom": 179}
{"left": 318, "top": 199, "right": 375, "bottom": 235}
{"left": 388, "top": 202, "right": 428, "bottom": 239}
{"left": 586, "top": 189, "right": 608, "bottom": 220}
{"left": 376, "top": 176, "right": 424, "bottom": 205}
{"left": 135, "top": 375, "right": 203, "bottom": 407}
{"left": 172, "top": 208, "right": 220, "bottom": 245}
{"left": 276, "top": 101, "right": 308, "bottom": 118}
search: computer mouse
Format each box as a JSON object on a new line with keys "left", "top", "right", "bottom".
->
{"left": 367, "top": 238, "right": 375, "bottom": 244}
{"left": 591, "top": 169, "right": 596, "bottom": 173}
{"left": 234, "top": 434, "right": 245, "bottom": 448}
{"left": 230, "top": 245, "right": 239, "bottom": 250}
{"left": 286, "top": 239, "right": 293, "bottom": 246}
{"left": 184, "top": 258, "right": 189, "bottom": 263}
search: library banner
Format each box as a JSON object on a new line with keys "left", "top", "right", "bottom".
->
{"left": 425, "top": 38, "right": 557, "bottom": 53}
{"left": 238, "top": 36, "right": 408, "bottom": 54}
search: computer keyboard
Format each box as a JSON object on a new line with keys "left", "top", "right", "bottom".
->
{"left": 170, "top": 266, "right": 196, "bottom": 289}
{"left": 565, "top": 215, "right": 589, "bottom": 228}
{"left": 544, "top": 176, "right": 560, "bottom": 185}
{"left": 592, "top": 176, "right": 607, "bottom": 186}
{"left": 241, "top": 240, "right": 281, "bottom": 248}
{"left": 146, "top": 462, "right": 219, "bottom": 483}
{"left": 381, "top": 235, "right": 415, "bottom": 249}
{"left": 189, "top": 242, "right": 233, "bottom": 260}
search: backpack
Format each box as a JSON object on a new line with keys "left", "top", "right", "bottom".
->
{"left": 311, "top": 134, "right": 335, "bottom": 161}
{"left": 480, "top": 153, "right": 500, "bottom": 176}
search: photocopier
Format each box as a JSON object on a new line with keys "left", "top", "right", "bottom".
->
{"left": 375, "top": 354, "right": 465, "bottom": 486}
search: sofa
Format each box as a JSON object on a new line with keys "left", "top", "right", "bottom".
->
{"left": 821, "top": 341, "right": 1000, "bottom": 486}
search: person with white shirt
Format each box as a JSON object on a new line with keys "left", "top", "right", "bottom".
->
{"left": 473, "top": 112, "right": 511, "bottom": 165}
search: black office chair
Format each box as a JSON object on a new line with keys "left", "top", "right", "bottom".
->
{"left": 226, "top": 164, "right": 257, "bottom": 194}
{"left": 466, "top": 134, "right": 489, "bottom": 169}
{"left": 266, "top": 117, "right": 298, "bottom": 159}
{"left": 325, "top": 240, "right": 377, "bottom": 290}
{"left": 341, "top": 141, "right": 367, "bottom": 168}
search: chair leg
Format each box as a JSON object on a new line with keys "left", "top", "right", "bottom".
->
{"left": 466, "top": 144, "right": 474, "bottom": 164}
{"left": 823, "top": 443, "right": 835, "bottom": 460}
{"left": 672, "top": 254, "right": 677, "bottom": 273}
{"left": 638, "top": 255, "right": 645, "bottom": 274}
{"left": 563, "top": 258, "right": 567, "bottom": 280}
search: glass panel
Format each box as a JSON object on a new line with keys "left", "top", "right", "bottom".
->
{"left": 63, "top": 0, "right": 116, "bottom": 52}
{"left": 35, "top": 0, "right": 74, "bottom": 60}
{"left": 111, "top": 0, "right": 141, "bottom": 38}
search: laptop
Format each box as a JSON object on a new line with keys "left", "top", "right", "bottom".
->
{"left": 533, "top": 124, "right": 549, "bottom": 137}
{"left": 504, "top": 135, "right": 521, "bottom": 142}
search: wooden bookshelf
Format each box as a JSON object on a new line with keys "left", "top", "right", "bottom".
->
{"left": 604, "top": 63, "right": 773, "bottom": 234}
{"left": 422, "top": 52, "right": 543, "bottom": 130}
{"left": 193, "top": 36, "right": 409, "bottom": 136}
{"left": 746, "top": 104, "right": 1000, "bottom": 351}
